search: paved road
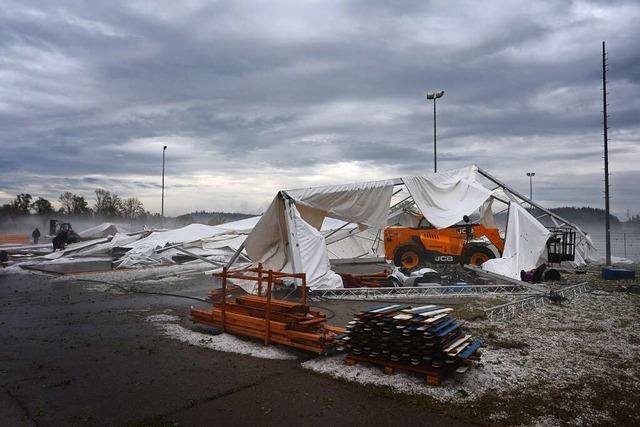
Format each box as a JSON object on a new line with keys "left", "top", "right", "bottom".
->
{"left": 0, "top": 273, "right": 474, "bottom": 426}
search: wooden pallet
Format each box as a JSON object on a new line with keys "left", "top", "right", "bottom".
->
{"left": 192, "top": 265, "right": 345, "bottom": 354}
{"left": 344, "top": 354, "right": 453, "bottom": 386}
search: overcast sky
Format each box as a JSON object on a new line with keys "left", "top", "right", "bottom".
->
{"left": 1, "top": 0, "right": 639, "bottom": 217}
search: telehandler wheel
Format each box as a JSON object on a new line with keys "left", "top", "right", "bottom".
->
{"left": 462, "top": 245, "right": 495, "bottom": 266}
{"left": 393, "top": 244, "right": 424, "bottom": 269}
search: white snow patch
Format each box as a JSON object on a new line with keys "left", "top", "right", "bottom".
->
{"left": 144, "top": 314, "right": 181, "bottom": 323}
{"left": 302, "top": 351, "right": 512, "bottom": 402}
{"left": 148, "top": 317, "right": 297, "bottom": 360}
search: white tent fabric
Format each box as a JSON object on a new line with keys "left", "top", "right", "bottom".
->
{"left": 246, "top": 179, "right": 395, "bottom": 271}
{"left": 284, "top": 204, "right": 343, "bottom": 290}
{"left": 73, "top": 233, "right": 141, "bottom": 257}
{"left": 117, "top": 220, "right": 258, "bottom": 268}
{"left": 402, "top": 166, "right": 493, "bottom": 229}
{"left": 572, "top": 234, "right": 599, "bottom": 266}
{"left": 325, "top": 228, "right": 383, "bottom": 260}
{"left": 482, "top": 203, "right": 552, "bottom": 279}
{"left": 78, "top": 222, "right": 128, "bottom": 238}
{"left": 479, "top": 198, "right": 497, "bottom": 228}
{"left": 244, "top": 197, "right": 288, "bottom": 270}
{"left": 287, "top": 179, "right": 396, "bottom": 230}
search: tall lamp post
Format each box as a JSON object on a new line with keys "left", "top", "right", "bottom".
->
{"left": 426, "top": 91, "right": 444, "bottom": 173}
{"left": 161, "top": 145, "right": 167, "bottom": 218}
{"left": 526, "top": 172, "right": 535, "bottom": 207}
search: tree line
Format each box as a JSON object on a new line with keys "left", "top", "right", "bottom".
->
{"left": 0, "top": 189, "right": 152, "bottom": 220}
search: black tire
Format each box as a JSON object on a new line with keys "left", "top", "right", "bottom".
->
{"left": 393, "top": 244, "right": 425, "bottom": 269}
{"left": 461, "top": 245, "right": 495, "bottom": 266}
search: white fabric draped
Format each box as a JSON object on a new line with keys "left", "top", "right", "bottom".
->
{"left": 402, "top": 166, "right": 493, "bottom": 229}
{"left": 287, "top": 179, "right": 396, "bottom": 230}
{"left": 482, "top": 203, "right": 552, "bottom": 279}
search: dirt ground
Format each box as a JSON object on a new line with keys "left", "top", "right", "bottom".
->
{"left": 1, "top": 265, "right": 638, "bottom": 426}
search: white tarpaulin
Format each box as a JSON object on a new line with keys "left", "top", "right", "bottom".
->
{"left": 572, "top": 234, "right": 598, "bottom": 266}
{"left": 117, "top": 220, "right": 257, "bottom": 268}
{"left": 482, "top": 203, "right": 552, "bottom": 279}
{"left": 78, "top": 222, "right": 129, "bottom": 238}
{"left": 246, "top": 179, "right": 395, "bottom": 271}
{"left": 402, "top": 166, "right": 493, "bottom": 229}
{"left": 284, "top": 205, "right": 343, "bottom": 290}
{"left": 287, "top": 179, "right": 396, "bottom": 230}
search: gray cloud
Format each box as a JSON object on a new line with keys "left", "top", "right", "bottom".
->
{"left": 0, "top": 0, "right": 639, "bottom": 216}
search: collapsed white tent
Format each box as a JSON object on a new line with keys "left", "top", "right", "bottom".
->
{"left": 116, "top": 221, "right": 256, "bottom": 268}
{"left": 240, "top": 165, "right": 594, "bottom": 290}
{"left": 112, "top": 214, "right": 367, "bottom": 270}
{"left": 78, "top": 222, "right": 130, "bottom": 239}
{"left": 245, "top": 166, "right": 528, "bottom": 289}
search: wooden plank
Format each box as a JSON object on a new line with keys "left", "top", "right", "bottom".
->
{"left": 265, "top": 271, "right": 272, "bottom": 345}
{"left": 404, "top": 305, "right": 437, "bottom": 314}
{"left": 418, "top": 308, "right": 453, "bottom": 317}
{"left": 423, "top": 313, "right": 449, "bottom": 324}
{"left": 458, "top": 339, "right": 483, "bottom": 359}
{"left": 436, "top": 320, "right": 463, "bottom": 338}
{"left": 443, "top": 335, "right": 472, "bottom": 353}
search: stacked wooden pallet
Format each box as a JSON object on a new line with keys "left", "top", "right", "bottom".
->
{"left": 339, "top": 271, "right": 392, "bottom": 288}
{"left": 341, "top": 304, "right": 483, "bottom": 385}
{"left": 191, "top": 266, "right": 345, "bottom": 355}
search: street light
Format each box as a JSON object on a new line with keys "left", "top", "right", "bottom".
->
{"left": 526, "top": 172, "right": 535, "bottom": 206}
{"left": 426, "top": 90, "right": 444, "bottom": 173}
{"left": 161, "top": 145, "right": 167, "bottom": 217}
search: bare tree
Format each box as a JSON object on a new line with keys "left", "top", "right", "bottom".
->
{"left": 94, "top": 188, "right": 110, "bottom": 215}
{"left": 121, "top": 197, "right": 145, "bottom": 220}
{"left": 59, "top": 192, "right": 74, "bottom": 214}
{"left": 94, "top": 188, "right": 122, "bottom": 217}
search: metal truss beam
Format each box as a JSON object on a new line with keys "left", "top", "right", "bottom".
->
{"left": 484, "top": 282, "right": 589, "bottom": 322}
{"left": 312, "top": 284, "right": 538, "bottom": 300}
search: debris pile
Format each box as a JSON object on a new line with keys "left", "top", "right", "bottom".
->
{"left": 341, "top": 304, "right": 483, "bottom": 385}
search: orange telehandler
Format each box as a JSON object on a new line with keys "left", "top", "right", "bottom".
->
{"left": 384, "top": 215, "right": 505, "bottom": 269}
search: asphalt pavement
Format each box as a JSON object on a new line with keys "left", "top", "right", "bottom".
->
{"left": 0, "top": 273, "right": 474, "bottom": 426}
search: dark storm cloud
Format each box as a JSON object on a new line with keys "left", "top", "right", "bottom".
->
{"left": 0, "top": 0, "right": 639, "bottom": 215}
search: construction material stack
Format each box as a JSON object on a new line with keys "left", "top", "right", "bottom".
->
{"left": 341, "top": 304, "right": 482, "bottom": 385}
{"left": 190, "top": 265, "right": 345, "bottom": 354}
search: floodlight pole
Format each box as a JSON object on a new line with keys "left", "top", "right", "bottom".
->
{"left": 161, "top": 145, "right": 167, "bottom": 218}
{"left": 526, "top": 172, "right": 535, "bottom": 207}
{"left": 427, "top": 91, "right": 444, "bottom": 173}
{"left": 602, "top": 41, "right": 611, "bottom": 266}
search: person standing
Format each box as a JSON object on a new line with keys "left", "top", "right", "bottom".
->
{"left": 32, "top": 227, "right": 41, "bottom": 244}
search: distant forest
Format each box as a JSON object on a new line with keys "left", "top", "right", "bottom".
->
{"left": 0, "top": 191, "right": 254, "bottom": 232}
{"left": 548, "top": 206, "right": 622, "bottom": 225}
{"left": 1, "top": 190, "right": 638, "bottom": 229}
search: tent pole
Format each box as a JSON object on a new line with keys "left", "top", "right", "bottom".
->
{"left": 477, "top": 168, "right": 586, "bottom": 238}
{"left": 282, "top": 196, "right": 303, "bottom": 283}
{"left": 224, "top": 241, "right": 246, "bottom": 269}
{"left": 175, "top": 247, "right": 225, "bottom": 267}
